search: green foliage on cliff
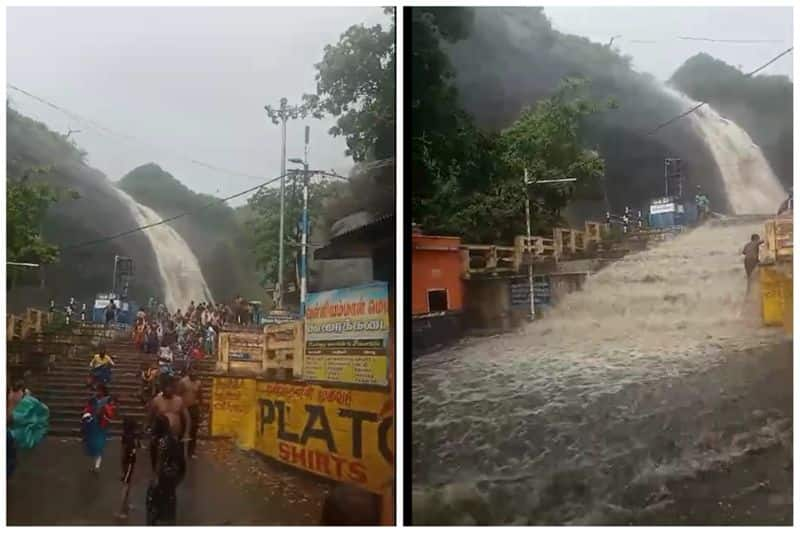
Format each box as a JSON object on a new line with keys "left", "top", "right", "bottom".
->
{"left": 411, "top": 8, "right": 611, "bottom": 243}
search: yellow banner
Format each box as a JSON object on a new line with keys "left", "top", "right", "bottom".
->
{"left": 252, "top": 381, "right": 393, "bottom": 493}
{"left": 210, "top": 376, "right": 393, "bottom": 494}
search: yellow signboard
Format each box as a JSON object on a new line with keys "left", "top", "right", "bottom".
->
{"left": 210, "top": 377, "right": 257, "bottom": 440}
{"left": 303, "top": 282, "right": 390, "bottom": 387}
{"left": 210, "top": 376, "right": 393, "bottom": 494}
{"left": 252, "top": 381, "right": 394, "bottom": 493}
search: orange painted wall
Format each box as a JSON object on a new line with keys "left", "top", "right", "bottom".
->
{"left": 412, "top": 234, "right": 463, "bottom": 315}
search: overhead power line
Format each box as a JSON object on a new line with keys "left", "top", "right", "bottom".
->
{"left": 59, "top": 173, "right": 288, "bottom": 253}
{"left": 616, "top": 36, "right": 788, "bottom": 45}
{"left": 58, "top": 160, "right": 394, "bottom": 254}
{"left": 7, "top": 84, "right": 395, "bottom": 252}
{"left": 678, "top": 36, "right": 786, "bottom": 44}
{"left": 7, "top": 84, "right": 272, "bottom": 182}
{"left": 743, "top": 47, "right": 794, "bottom": 77}
{"left": 647, "top": 46, "right": 793, "bottom": 136}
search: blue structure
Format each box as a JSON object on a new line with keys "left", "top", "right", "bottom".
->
{"left": 648, "top": 197, "right": 696, "bottom": 229}
{"left": 91, "top": 293, "right": 138, "bottom": 326}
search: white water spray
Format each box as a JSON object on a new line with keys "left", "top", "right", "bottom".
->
{"left": 114, "top": 188, "right": 214, "bottom": 311}
{"left": 662, "top": 87, "right": 785, "bottom": 214}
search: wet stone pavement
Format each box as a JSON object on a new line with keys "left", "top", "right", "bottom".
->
{"left": 7, "top": 438, "right": 331, "bottom": 525}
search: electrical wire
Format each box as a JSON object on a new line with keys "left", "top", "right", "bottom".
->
{"left": 58, "top": 160, "right": 395, "bottom": 254}
{"left": 678, "top": 37, "right": 786, "bottom": 44}
{"left": 7, "top": 85, "right": 396, "bottom": 253}
{"left": 58, "top": 173, "right": 289, "bottom": 253}
{"left": 8, "top": 84, "right": 274, "bottom": 182}
{"left": 646, "top": 47, "right": 792, "bottom": 136}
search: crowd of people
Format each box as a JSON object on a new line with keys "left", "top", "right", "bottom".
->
{"left": 9, "top": 295, "right": 341, "bottom": 525}
{"left": 81, "top": 301, "right": 215, "bottom": 525}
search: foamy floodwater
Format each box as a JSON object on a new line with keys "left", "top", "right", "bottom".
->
{"left": 115, "top": 188, "right": 214, "bottom": 310}
{"left": 412, "top": 221, "right": 790, "bottom": 525}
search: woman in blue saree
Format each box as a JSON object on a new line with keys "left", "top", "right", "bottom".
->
{"left": 82, "top": 384, "right": 116, "bottom": 472}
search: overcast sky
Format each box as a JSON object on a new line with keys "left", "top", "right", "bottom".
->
{"left": 543, "top": 6, "right": 793, "bottom": 82}
{"left": 7, "top": 7, "right": 389, "bottom": 205}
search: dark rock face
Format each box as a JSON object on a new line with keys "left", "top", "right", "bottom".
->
{"left": 7, "top": 107, "right": 163, "bottom": 311}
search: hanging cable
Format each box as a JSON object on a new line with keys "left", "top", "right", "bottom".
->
{"left": 59, "top": 173, "right": 287, "bottom": 253}
{"left": 646, "top": 47, "right": 792, "bottom": 136}
{"left": 8, "top": 84, "right": 273, "bottom": 181}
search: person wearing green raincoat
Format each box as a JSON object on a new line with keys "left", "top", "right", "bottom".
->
{"left": 8, "top": 391, "right": 49, "bottom": 450}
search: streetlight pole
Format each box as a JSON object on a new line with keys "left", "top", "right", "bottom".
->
{"left": 265, "top": 97, "right": 303, "bottom": 310}
{"left": 301, "top": 126, "right": 310, "bottom": 315}
{"left": 523, "top": 171, "right": 578, "bottom": 320}
{"left": 523, "top": 168, "right": 536, "bottom": 320}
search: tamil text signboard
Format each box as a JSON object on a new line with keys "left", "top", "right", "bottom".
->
{"left": 303, "top": 282, "right": 390, "bottom": 387}
{"left": 509, "top": 277, "right": 551, "bottom": 309}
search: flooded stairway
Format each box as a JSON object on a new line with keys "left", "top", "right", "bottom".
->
{"left": 33, "top": 334, "right": 214, "bottom": 437}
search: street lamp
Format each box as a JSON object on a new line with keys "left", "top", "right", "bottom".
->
{"left": 264, "top": 98, "right": 304, "bottom": 310}
{"left": 523, "top": 170, "right": 578, "bottom": 320}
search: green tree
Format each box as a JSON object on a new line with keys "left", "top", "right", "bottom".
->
{"left": 304, "top": 7, "right": 395, "bottom": 161}
{"left": 499, "top": 78, "right": 611, "bottom": 223}
{"left": 6, "top": 165, "right": 69, "bottom": 264}
{"left": 247, "top": 177, "right": 348, "bottom": 289}
{"left": 414, "top": 75, "right": 610, "bottom": 243}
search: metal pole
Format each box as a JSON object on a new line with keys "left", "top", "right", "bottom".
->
{"left": 112, "top": 255, "right": 118, "bottom": 294}
{"left": 300, "top": 126, "right": 310, "bottom": 316}
{"left": 277, "top": 109, "right": 287, "bottom": 311}
{"left": 524, "top": 168, "right": 536, "bottom": 320}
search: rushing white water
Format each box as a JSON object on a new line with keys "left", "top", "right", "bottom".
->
{"left": 662, "top": 87, "right": 785, "bottom": 214}
{"left": 412, "top": 220, "right": 791, "bottom": 524}
{"left": 114, "top": 187, "right": 214, "bottom": 311}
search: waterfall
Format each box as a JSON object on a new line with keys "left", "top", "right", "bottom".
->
{"left": 114, "top": 187, "right": 214, "bottom": 311}
{"left": 662, "top": 87, "right": 786, "bottom": 214}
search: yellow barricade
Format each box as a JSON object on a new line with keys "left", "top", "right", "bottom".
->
{"left": 211, "top": 376, "right": 393, "bottom": 495}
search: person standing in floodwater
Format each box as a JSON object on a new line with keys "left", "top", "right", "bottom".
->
{"left": 742, "top": 233, "right": 764, "bottom": 293}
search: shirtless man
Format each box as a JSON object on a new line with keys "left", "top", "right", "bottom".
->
{"left": 148, "top": 377, "right": 190, "bottom": 471}
{"left": 177, "top": 371, "right": 201, "bottom": 459}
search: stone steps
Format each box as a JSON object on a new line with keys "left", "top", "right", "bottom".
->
{"left": 16, "top": 334, "right": 215, "bottom": 438}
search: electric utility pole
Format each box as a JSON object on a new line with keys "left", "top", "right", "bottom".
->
{"left": 289, "top": 126, "right": 311, "bottom": 315}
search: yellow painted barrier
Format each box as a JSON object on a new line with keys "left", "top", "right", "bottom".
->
{"left": 760, "top": 267, "right": 784, "bottom": 326}
{"left": 210, "top": 377, "right": 257, "bottom": 444}
{"left": 783, "top": 276, "right": 793, "bottom": 336}
{"left": 211, "top": 377, "right": 393, "bottom": 495}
